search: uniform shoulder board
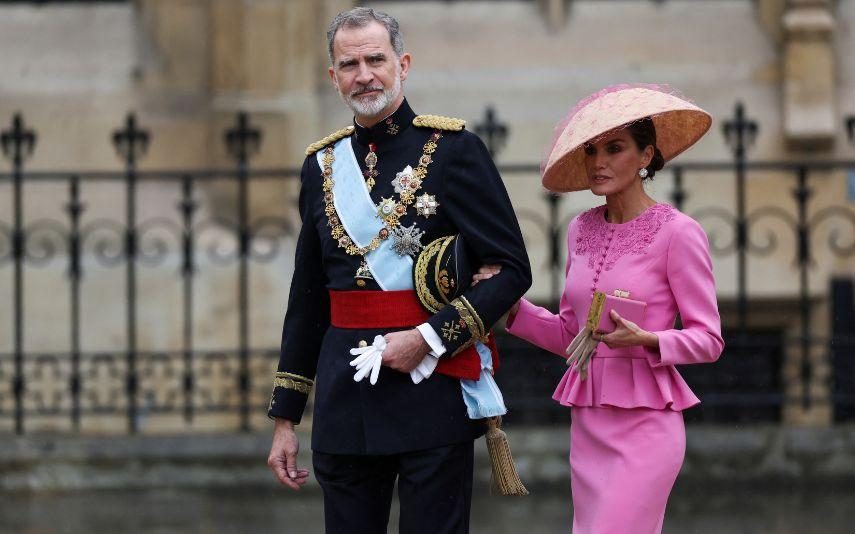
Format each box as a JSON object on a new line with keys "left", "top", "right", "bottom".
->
{"left": 412, "top": 115, "right": 466, "bottom": 132}
{"left": 305, "top": 125, "right": 355, "bottom": 156}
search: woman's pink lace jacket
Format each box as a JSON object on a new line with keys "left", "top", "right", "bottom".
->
{"left": 506, "top": 203, "right": 724, "bottom": 410}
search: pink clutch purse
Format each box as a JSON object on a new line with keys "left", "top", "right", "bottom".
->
{"left": 566, "top": 290, "right": 648, "bottom": 381}
{"left": 592, "top": 290, "right": 646, "bottom": 333}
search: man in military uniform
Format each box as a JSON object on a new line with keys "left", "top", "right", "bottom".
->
{"left": 267, "top": 7, "right": 531, "bottom": 533}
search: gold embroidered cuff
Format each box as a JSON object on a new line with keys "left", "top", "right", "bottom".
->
{"left": 451, "top": 296, "right": 487, "bottom": 343}
{"left": 272, "top": 372, "right": 314, "bottom": 395}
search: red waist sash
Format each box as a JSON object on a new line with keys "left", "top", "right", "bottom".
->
{"left": 328, "top": 289, "right": 498, "bottom": 381}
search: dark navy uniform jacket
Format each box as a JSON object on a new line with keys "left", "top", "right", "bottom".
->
{"left": 268, "top": 99, "right": 531, "bottom": 455}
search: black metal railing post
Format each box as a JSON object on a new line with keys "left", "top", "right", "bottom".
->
{"left": 793, "top": 166, "right": 813, "bottom": 410}
{"left": 547, "top": 193, "right": 561, "bottom": 303}
{"left": 225, "top": 112, "right": 261, "bottom": 432}
{"left": 1, "top": 113, "right": 37, "bottom": 435}
{"left": 722, "top": 102, "right": 758, "bottom": 338}
{"left": 112, "top": 112, "right": 150, "bottom": 433}
{"left": 179, "top": 174, "right": 197, "bottom": 424}
{"left": 671, "top": 166, "right": 686, "bottom": 212}
{"left": 474, "top": 106, "right": 509, "bottom": 159}
{"left": 67, "top": 174, "right": 84, "bottom": 430}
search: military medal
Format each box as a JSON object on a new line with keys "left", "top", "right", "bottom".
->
{"left": 377, "top": 197, "right": 398, "bottom": 223}
{"left": 415, "top": 193, "right": 439, "bottom": 218}
{"left": 390, "top": 223, "right": 425, "bottom": 257}
{"left": 320, "top": 131, "right": 443, "bottom": 285}
{"left": 364, "top": 142, "right": 379, "bottom": 191}
{"left": 355, "top": 260, "right": 374, "bottom": 287}
{"left": 392, "top": 165, "right": 414, "bottom": 194}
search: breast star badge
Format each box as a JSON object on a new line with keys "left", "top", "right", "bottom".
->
{"left": 390, "top": 223, "right": 425, "bottom": 257}
{"left": 392, "top": 165, "right": 415, "bottom": 194}
{"left": 377, "top": 197, "right": 397, "bottom": 219}
{"left": 415, "top": 193, "right": 439, "bottom": 218}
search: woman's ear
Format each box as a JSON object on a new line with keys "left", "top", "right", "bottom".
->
{"left": 640, "top": 144, "right": 654, "bottom": 168}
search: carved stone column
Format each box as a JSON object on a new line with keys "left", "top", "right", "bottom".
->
{"left": 135, "top": 0, "right": 357, "bottom": 167}
{"left": 781, "top": 0, "right": 836, "bottom": 149}
{"left": 756, "top": 0, "right": 788, "bottom": 43}
{"left": 538, "top": 0, "right": 568, "bottom": 32}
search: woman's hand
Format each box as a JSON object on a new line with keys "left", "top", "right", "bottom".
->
{"left": 472, "top": 264, "right": 520, "bottom": 317}
{"left": 598, "top": 310, "right": 658, "bottom": 349}
{"left": 472, "top": 264, "right": 501, "bottom": 286}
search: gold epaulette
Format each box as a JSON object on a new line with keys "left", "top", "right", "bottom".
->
{"left": 305, "top": 125, "right": 355, "bottom": 155}
{"left": 413, "top": 115, "right": 466, "bottom": 132}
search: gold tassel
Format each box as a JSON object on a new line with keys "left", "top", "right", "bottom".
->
{"left": 485, "top": 417, "right": 529, "bottom": 496}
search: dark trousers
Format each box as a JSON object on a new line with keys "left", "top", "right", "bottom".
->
{"left": 312, "top": 441, "right": 474, "bottom": 534}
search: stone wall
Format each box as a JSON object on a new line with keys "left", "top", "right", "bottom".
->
{"left": 3, "top": 425, "right": 855, "bottom": 491}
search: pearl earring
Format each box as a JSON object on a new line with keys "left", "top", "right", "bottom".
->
{"left": 638, "top": 168, "right": 649, "bottom": 179}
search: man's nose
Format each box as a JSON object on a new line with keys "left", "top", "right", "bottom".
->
{"left": 355, "top": 62, "right": 373, "bottom": 85}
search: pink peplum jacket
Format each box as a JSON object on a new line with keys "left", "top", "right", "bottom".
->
{"left": 506, "top": 203, "right": 725, "bottom": 411}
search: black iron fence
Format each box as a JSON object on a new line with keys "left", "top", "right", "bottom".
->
{"left": 0, "top": 112, "right": 299, "bottom": 434}
{"left": 1, "top": 104, "right": 854, "bottom": 434}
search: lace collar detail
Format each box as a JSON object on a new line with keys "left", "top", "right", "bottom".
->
{"left": 574, "top": 203, "right": 677, "bottom": 271}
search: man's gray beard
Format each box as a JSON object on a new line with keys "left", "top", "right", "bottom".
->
{"left": 342, "top": 76, "right": 402, "bottom": 118}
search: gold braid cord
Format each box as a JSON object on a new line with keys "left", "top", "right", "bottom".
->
{"left": 434, "top": 236, "right": 455, "bottom": 303}
{"left": 412, "top": 115, "right": 466, "bottom": 132}
{"left": 272, "top": 371, "right": 314, "bottom": 395}
{"left": 415, "top": 236, "right": 453, "bottom": 313}
{"left": 305, "top": 125, "right": 356, "bottom": 155}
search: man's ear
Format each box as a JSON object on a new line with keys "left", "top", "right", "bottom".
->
{"left": 328, "top": 66, "right": 338, "bottom": 90}
{"left": 399, "top": 53, "right": 412, "bottom": 82}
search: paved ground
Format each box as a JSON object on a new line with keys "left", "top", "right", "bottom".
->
{"left": 1, "top": 483, "right": 852, "bottom": 534}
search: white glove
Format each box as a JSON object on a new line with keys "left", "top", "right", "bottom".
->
{"left": 410, "top": 353, "right": 439, "bottom": 384}
{"left": 349, "top": 335, "right": 385, "bottom": 385}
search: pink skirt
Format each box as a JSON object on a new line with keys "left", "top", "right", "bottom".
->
{"left": 569, "top": 406, "right": 685, "bottom": 534}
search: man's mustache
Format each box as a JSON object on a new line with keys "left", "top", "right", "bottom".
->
{"left": 350, "top": 86, "right": 384, "bottom": 97}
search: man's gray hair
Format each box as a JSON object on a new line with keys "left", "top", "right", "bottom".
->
{"left": 327, "top": 7, "right": 404, "bottom": 64}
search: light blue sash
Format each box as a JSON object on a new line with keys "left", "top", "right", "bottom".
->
{"left": 319, "top": 136, "right": 506, "bottom": 419}
{"left": 461, "top": 342, "right": 508, "bottom": 419}
{"left": 317, "top": 137, "right": 413, "bottom": 290}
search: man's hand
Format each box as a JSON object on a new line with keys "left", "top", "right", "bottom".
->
{"left": 268, "top": 418, "right": 310, "bottom": 490}
{"left": 382, "top": 329, "right": 431, "bottom": 373}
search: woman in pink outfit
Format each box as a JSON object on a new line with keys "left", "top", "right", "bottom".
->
{"left": 482, "top": 85, "right": 724, "bottom": 533}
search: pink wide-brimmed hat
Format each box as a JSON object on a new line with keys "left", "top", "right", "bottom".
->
{"left": 541, "top": 84, "right": 712, "bottom": 193}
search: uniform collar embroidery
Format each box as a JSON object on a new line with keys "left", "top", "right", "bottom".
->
{"left": 352, "top": 98, "right": 416, "bottom": 146}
